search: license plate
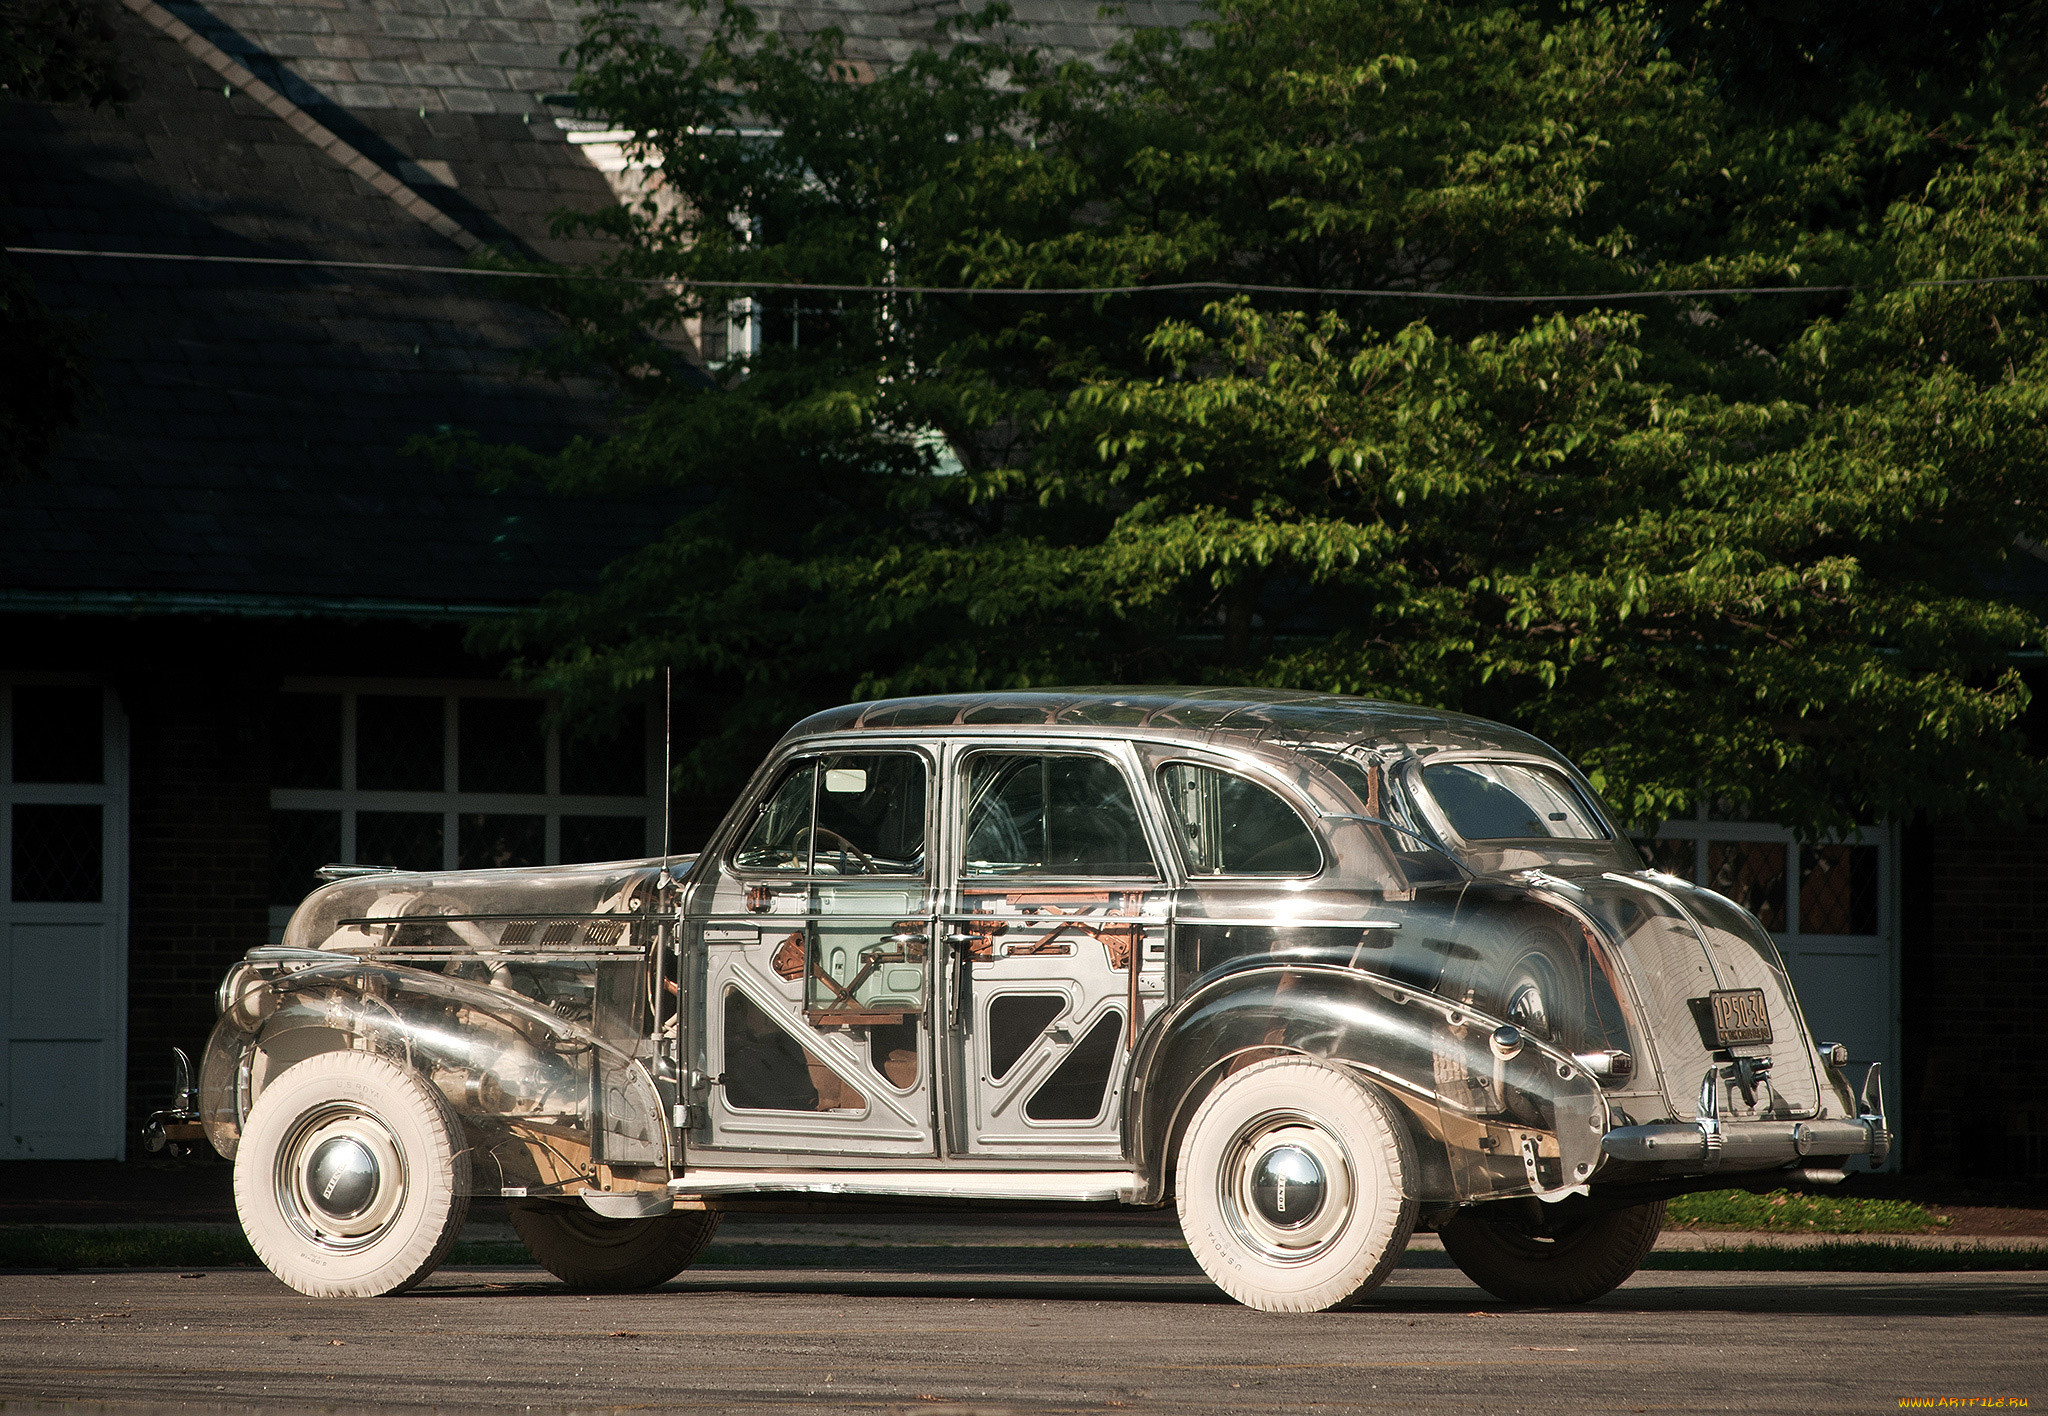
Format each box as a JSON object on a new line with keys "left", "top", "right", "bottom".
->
{"left": 1708, "top": 988, "right": 1773, "bottom": 1047}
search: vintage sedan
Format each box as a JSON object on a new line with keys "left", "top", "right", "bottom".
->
{"left": 157, "top": 689, "right": 1889, "bottom": 1311}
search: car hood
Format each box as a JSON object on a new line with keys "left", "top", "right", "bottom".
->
{"left": 277, "top": 856, "right": 688, "bottom": 955}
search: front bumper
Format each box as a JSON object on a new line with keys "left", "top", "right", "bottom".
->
{"left": 140, "top": 1047, "right": 208, "bottom": 1156}
{"left": 1600, "top": 1062, "right": 1892, "bottom": 1173}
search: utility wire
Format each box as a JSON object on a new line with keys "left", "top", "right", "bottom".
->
{"left": 9, "top": 245, "right": 2048, "bottom": 302}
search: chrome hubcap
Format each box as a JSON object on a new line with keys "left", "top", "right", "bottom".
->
{"left": 306, "top": 1136, "right": 379, "bottom": 1219}
{"left": 1505, "top": 977, "right": 1550, "bottom": 1035}
{"left": 277, "top": 1105, "right": 407, "bottom": 1250}
{"left": 1222, "top": 1114, "right": 1355, "bottom": 1263}
{"left": 1249, "top": 1144, "right": 1326, "bottom": 1229}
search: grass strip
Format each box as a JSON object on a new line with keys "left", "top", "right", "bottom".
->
{"left": 1643, "top": 1243, "right": 2046, "bottom": 1272}
{"left": 0, "top": 1227, "right": 258, "bottom": 1269}
{"left": 1665, "top": 1187, "right": 1945, "bottom": 1234}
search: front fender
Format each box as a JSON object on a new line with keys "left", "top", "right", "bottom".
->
{"left": 1126, "top": 963, "right": 1608, "bottom": 1205}
{"left": 198, "top": 955, "right": 669, "bottom": 1191}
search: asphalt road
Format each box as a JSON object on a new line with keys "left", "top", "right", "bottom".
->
{"left": 3, "top": 1255, "right": 2044, "bottom": 1415}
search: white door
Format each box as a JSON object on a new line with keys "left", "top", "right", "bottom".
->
{"left": 1, "top": 682, "right": 129, "bottom": 1159}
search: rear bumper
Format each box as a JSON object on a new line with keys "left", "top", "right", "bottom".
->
{"left": 1600, "top": 1061, "right": 1892, "bottom": 1173}
{"left": 1601, "top": 1115, "right": 1889, "bottom": 1170}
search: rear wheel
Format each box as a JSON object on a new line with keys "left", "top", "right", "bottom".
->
{"left": 1176, "top": 1057, "right": 1419, "bottom": 1313}
{"left": 1439, "top": 1198, "right": 1664, "bottom": 1304}
{"left": 234, "top": 1050, "right": 470, "bottom": 1298}
{"left": 509, "top": 1202, "right": 721, "bottom": 1291}
{"left": 1488, "top": 924, "right": 1587, "bottom": 1053}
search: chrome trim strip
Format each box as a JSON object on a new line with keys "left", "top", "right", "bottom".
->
{"left": 1172, "top": 918, "right": 1401, "bottom": 930}
{"left": 669, "top": 1168, "right": 1140, "bottom": 1203}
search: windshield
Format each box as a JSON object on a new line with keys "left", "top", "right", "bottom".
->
{"left": 1421, "top": 760, "right": 1609, "bottom": 842}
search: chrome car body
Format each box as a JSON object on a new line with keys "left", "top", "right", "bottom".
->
{"left": 178, "top": 690, "right": 1888, "bottom": 1300}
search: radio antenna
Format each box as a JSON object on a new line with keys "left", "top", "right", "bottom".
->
{"left": 660, "top": 665, "right": 674, "bottom": 891}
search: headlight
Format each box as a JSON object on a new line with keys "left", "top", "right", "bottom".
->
{"left": 216, "top": 964, "right": 275, "bottom": 1028}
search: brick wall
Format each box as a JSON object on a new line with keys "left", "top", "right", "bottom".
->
{"left": 1900, "top": 815, "right": 2048, "bottom": 1180}
{"left": 120, "top": 671, "right": 273, "bottom": 1134}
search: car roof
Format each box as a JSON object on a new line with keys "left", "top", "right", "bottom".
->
{"left": 780, "top": 688, "right": 1563, "bottom": 764}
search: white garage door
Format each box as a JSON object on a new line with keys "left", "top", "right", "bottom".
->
{"left": 1, "top": 682, "right": 128, "bottom": 1159}
{"left": 1641, "top": 816, "right": 1899, "bottom": 1168}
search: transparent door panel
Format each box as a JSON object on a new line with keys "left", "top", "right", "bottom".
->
{"left": 692, "top": 746, "right": 939, "bottom": 1158}
{"left": 946, "top": 747, "right": 1167, "bottom": 1159}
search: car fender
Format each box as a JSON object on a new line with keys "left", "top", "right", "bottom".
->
{"left": 1125, "top": 962, "right": 1608, "bottom": 1206}
{"left": 198, "top": 954, "right": 669, "bottom": 1186}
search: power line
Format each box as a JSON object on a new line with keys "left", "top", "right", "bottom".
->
{"left": 9, "top": 244, "right": 2048, "bottom": 302}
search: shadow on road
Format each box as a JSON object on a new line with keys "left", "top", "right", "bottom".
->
{"left": 416, "top": 1259, "right": 2048, "bottom": 1318}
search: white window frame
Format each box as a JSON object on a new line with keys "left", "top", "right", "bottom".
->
{"left": 268, "top": 678, "right": 662, "bottom": 937}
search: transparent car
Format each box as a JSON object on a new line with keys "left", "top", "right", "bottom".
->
{"left": 153, "top": 689, "right": 1889, "bottom": 1310}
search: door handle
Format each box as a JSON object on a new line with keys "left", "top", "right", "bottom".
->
{"left": 941, "top": 932, "right": 976, "bottom": 1031}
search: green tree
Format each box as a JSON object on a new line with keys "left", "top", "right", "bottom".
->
{"left": 450, "top": 0, "right": 2048, "bottom": 835}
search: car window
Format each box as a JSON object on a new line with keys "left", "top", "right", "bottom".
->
{"left": 963, "top": 753, "right": 1157, "bottom": 877}
{"left": 813, "top": 753, "right": 927, "bottom": 874}
{"left": 1159, "top": 762, "right": 1321, "bottom": 875}
{"left": 733, "top": 761, "right": 814, "bottom": 871}
{"left": 1421, "top": 760, "right": 1608, "bottom": 841}
{"left": 732, "top": 753, "right": 927, "bottom": 874}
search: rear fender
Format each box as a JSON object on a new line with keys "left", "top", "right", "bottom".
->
{"left": 1126, "top": 963, "right": 1608, "bottom": 1205}
{"left": 198, "top": 957, "right": 669, "bottom": 1193}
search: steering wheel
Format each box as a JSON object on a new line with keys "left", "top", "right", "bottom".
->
{"left": 797, "top": 825, "right": 874, "bottom": 874}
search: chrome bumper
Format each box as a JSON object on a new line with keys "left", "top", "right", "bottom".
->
{"left": 1601, "top": 1062, "right": 1892, "bottom": 1172}
{"left": 141, "top": 1047, "right": 207, "bottom": 1156}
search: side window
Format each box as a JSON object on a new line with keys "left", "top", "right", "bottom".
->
{"left": 813, "top": 753, "right": 926, "bottom": 875}
{"left": 963, "top": 754, "right": 1157, "bottom": 877}
{"left": 1159, "top": 763, "right": 1321, "bottom": 875}
{"left": 731, "top": 753, "right": 927, "bottom": 875}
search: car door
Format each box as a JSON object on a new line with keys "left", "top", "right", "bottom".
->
{"left": 686, "top": 744, "right": 939, "bottom": 1159}
{"left": 939, "top": 742, "right": 1172, "bottom": 1160}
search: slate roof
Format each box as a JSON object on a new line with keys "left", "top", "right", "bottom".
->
{"left": 1, "top": 0, "right": 1204, "bottom": 614}
{"left": 180, "top": 0, "right": 1210, "bottom": 117}
{"left": 3, "top": 5, "right": 635, "bottom": 610}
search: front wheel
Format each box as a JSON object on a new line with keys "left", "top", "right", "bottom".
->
{"left": 1176, "top": 1058, "right": 1419, "bottom": 1313}
{"left": 234, "top": 1050, "right": 470, "bottom": 1298}
{"left": 509, "top": 1202, "right": 721, "bottom": 1291}
{"left": 1439, "top": 1198, "right": 1664, "bottom": 1304}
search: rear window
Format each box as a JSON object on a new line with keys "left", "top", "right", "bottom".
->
{"left": 1421, "top": 761, "right": 1608, "bottom": 842}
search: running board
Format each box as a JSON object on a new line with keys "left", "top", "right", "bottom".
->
{"left": 670, "top": 1168, "right": 1139, "bottom": 1203}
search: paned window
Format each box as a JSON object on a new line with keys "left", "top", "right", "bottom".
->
{"left": 11, "top": 803, "right": 103, "bottom": 903}
{"left": 266, "top": 684, "right": 661, "bottom": 928}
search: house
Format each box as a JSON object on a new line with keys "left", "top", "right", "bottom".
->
{"left": 0, "top": 0, "right": 1206, "bottom": 1161}
{"left": 3, "top": 0, "right": 2038, "bottom": 1183}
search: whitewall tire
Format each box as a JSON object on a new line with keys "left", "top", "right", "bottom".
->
{"left": 234, "top": 1049, "right": 470, "bottom": 1298}
{"left": 1176, "top": 1057, "right": 1419, "bottom": 1313}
